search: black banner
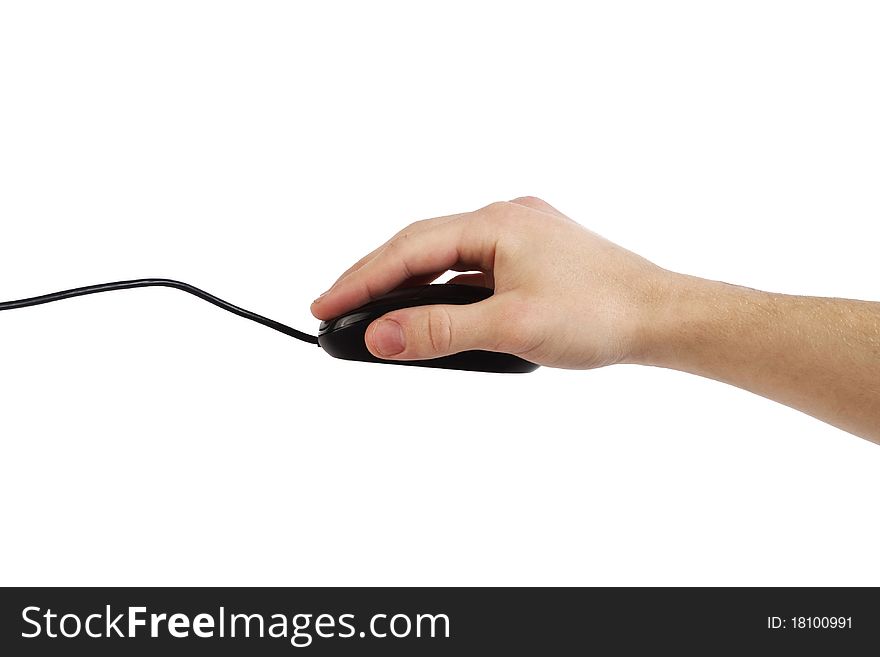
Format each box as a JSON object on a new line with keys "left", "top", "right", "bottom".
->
{"left": 1, "top": 587, "right": 877, "bottom": 654}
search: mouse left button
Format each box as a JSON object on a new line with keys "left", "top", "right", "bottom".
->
{"left": 318, "top": 311, "right": 376, "bottom": 335}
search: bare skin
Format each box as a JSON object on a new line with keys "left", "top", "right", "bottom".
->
{"left": 311, "top": 197, "right": 880, "bottom": 444}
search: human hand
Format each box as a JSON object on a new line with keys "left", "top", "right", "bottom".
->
{"left": 310, "top": 197, "right": 673, "bottom": 369}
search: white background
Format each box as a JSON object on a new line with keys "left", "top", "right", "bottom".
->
{"left": 1, "top": 1, "right": 878, "bottom": 586}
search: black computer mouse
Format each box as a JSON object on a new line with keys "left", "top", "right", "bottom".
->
{"left": 317, "top": 284, "right": 540, "bottom": 373}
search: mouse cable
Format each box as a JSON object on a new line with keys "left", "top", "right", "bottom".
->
{"left": 0, "top": 278, "right": 320, "bottom": 345}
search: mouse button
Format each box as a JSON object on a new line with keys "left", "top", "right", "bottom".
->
{"left": 319, "top": 310, "right": 375, "bottom": 334}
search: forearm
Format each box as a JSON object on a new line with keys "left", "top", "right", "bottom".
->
{"left": 637, "top": 275, "right": 880, "bottom": 443}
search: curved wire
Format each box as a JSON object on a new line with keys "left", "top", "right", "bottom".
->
{"left": 0, "top": 278, "right": 319, "bottom": 345}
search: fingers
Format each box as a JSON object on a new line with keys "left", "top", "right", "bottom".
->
{"left": 329, "top": 213, "right": 465, "bottom": 289}
{"left": 364, "top": 297, "right": 506, "bottom": 360}
{"left": 312, "top": 216, "right": 494, "bottom": 320}
{"left": 330, "top": 243, "right": 387, "bottom": 287}
{"left": 312, "top": 198, "right": 550, "bottom": 321}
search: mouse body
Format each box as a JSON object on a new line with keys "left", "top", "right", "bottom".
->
{"left": 317, "top": 284, "right": 539, "bottom": 373}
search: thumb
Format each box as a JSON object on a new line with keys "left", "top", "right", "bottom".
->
{"left": 365, "top": 299, "right": 504, "bottom": 360}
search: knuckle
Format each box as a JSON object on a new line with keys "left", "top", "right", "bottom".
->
{"left": 384, "top": 235, "right": 417, "bottom": 280}
{"left": 478, "top": 200, "right": 511, "bottom": 217}
{"left": 477, "top": 201, "right": 518, "bottom": 227}
{"left": 384, "top": 235, "right": 406, "bottom": 257}
{"left": 388, "top": 226, "right": 417, "bottom": 248}
{"left": 425, "top": 306, "right": 454, "bottom": 354}
{"left": 510, "top": 195, "right": 545, "bottom": 207}
{"left": 393, "top": 222, "right": 422, "bottom": 240}
{"left": 359, "top": 277, "right": 380, "bottom": 302}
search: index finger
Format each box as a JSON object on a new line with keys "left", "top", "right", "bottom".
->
{"left": 311, "top": 214, "right": 493, "bottom": 320}
{"left": 328, "top": 212, "right": 465, "bottom": 289}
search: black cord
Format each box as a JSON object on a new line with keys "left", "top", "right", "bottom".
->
{"left": 0, "top": 278, "right": 320, "bottom": 345}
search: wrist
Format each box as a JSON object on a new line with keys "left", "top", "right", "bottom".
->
{"left": 626, "top": 272, "right": 769, "bottom": 370}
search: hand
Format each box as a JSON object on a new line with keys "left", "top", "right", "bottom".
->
{"left": 312, "top": 196, "right": 880, "bottom": 440}
{"left": 310, "top": 197, "right": 673, "bottom": 369}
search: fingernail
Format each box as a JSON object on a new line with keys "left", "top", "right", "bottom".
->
{"left": 371, "top": 319, "right": 405, "bottom": 356}
{"left": 312, "top": 290, "right": 330, "bottom": 305}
